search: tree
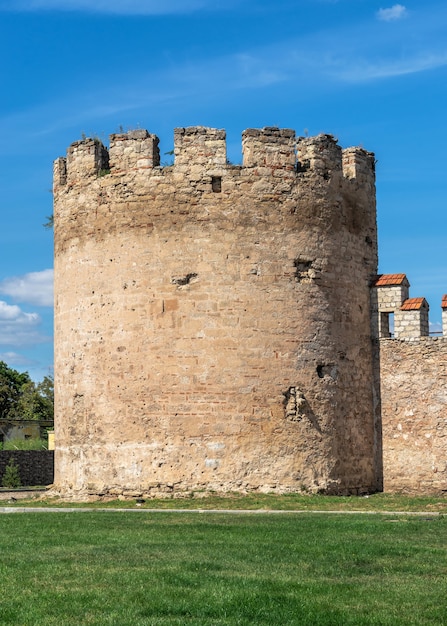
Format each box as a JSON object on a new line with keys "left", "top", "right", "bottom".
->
{"left": 10, "top": 375, "right": 54, "bottom": 421}
{"left": 0, "top": 362, "right": 31, "bottom": 420}
{"left": 37, "top": 375, "right": 54, "bottom": 410}
{"left": 0, "top": 362, "right": 53, "bottom": 421}
{"left": 2, "top": 458, "right": 21, "bottom": 488}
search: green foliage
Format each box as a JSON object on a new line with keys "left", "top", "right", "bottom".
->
{"left": 43, "top": 214, "right": 54, "bottom": 229}
{"left": 0, "top": 362, "right": 53, "bottom": 422}
{"left": 3, "top": 438, "right": 47, "bottom": 451}
{"left": 0, "top": 361, "right": 31, "bottom": 420}
{"left": 2, "top": 458, "right": 21, "bottom": 488}
{"left": 9, "top": 376, "right": 54, "bottom": 422}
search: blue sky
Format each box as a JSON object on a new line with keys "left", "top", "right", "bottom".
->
{"left": 0, "top": 0, "right": 446, "bottom": 381}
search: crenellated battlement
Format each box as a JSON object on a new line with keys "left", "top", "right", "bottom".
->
{"left": 53, "top": 126, "right": 376, "bottom": 194}
{"left": 109, "top": 129, "right": 160, "bottom": 173}
{"left": 342, "top": 147, "right": 376, "bottom": 183}
{"left": 242, "top": 127, "right": 296, "bottom": 170}
{"left": 372, "top": 273, "right": 446, "bottom": 340}
{"left": 297, "top": 133, "right": 342, "bottom": 175}
{"left": 53, "top": 126, "right": 379, "bottom": 267}
{"left": 174, "top": 126, "right": 227, "bottom": 169}
{"left": 67, "top": 138, "right": 109, "bottom": 183}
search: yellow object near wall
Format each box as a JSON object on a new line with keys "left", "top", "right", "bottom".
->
{"left": 48, "top": 431, "right": 55, "bottom": 451}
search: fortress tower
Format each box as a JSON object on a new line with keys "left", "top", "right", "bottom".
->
{"left": 53, "top": 126, "right": 379, "bottom": 497}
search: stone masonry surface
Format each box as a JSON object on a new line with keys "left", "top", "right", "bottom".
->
{"left": 53, "top": 127, "right": 380, "bottom": 497}
{"left": 379, "top": 338, "right": 447, "bottom": 493}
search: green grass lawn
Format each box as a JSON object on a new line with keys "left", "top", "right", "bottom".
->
{"left": 4, "top": 490, "right": 447, "bottom": 512}
{"left": 0, "top": 511, "right": 446, "bottom": 625}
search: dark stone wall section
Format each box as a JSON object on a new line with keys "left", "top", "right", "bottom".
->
{"left": 0, "top": 451, "right": 54, "bottom": 486}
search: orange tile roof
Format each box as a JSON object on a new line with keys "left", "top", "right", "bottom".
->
{"left": 374, "top": 273, "right": 408, "bottom": 287}
{"left": 400, "top": 297, "right": 428, "bottom": 311}
{"left": 442, "top": 295, "right": 447, "bottom": 309}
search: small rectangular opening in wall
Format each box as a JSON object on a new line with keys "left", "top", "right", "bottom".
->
{"left": 212, "top": 176, "right": 222, "bottom": 193}
{"left": 380, "top": 311, "right": 394, "bottom": 338}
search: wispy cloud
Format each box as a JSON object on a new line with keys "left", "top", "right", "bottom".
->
{"left": 377, "top": 4, "right": 407, "bottom": 22}
{"left": 332, "top": 51, "right": 447, "bottom": 82}
{"left": 0, "top": 3, "right": 446, "bottom": 155}
{"left": 0, "top": 50, "right": 292, "bottom": 154}
{"left": 0, "top": 0, "right": 227, "bottom": 15}
{"left": 0, "top": 269, "right": 53, "bottom": 307}
{"left": 0, "top": 351, "right": 37, "bottom": 367}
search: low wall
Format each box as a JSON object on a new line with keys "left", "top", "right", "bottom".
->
{"left": 379, "top": 337, "right": 447, "bottom": 493}
{"left": 0, "top": 451, "right": 54, "bottom": 487}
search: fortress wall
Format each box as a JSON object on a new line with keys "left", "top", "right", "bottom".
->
{"left": 53, "top": 127, "right": 379, "bottom": 497}
{"left": 380, "top": 337, "right": 447, "bottom": 493}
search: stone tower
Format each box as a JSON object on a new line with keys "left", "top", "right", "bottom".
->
{"left": 53, "top": 126, "right": 379, "bottom": 497}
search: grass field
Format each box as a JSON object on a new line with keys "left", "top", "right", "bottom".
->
{"left": 0, "top": 510, "right": 446, "bottom": 625}
{"left": 3, "top": 490, "right": 447, "bottom": 512}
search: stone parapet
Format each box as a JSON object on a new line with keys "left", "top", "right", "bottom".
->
{"left": 342, "top": 147, "right": 376, "bottom": 183}
{"left": 296, "top": 133, "right": 342, "bottom": 179}
{"left": 53, "top": 157, "right": 67, "bottom": 190}
{"left": 242, "top": 127, "right": 296, "bottom": 170}
{"left": 109, "top": 129, "right": 160, "bottom": 173}
{"left": 65, "top": 138, "right": 109, "bottom": 185}
{"left": 54, "top": 127, "right": 376, "bottom": 195}
{"left": 174, "top": 126, "right": 227, "bottom": 169}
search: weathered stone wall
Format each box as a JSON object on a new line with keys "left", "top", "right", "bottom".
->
{"left": 53, "top": 126, "right": 379, "bottom": 497}
{"left": 0, "top": 451, "right": 54, "bottom": 486}
{"left": 379, "top": 337, "right": 447, "bottom": 493}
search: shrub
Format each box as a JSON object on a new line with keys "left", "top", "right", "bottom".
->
{"left": 3, "top": 438, "right": 47, "bottom": 451}
{"left": 2, "top": 458, "right": 21, "bottom": 488}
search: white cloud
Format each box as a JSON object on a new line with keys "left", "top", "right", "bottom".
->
{"left": 0, "top": 300, "right": 49, "bottom": 347}
{"left": 377, "top": 4, "right": 407, "bottom": 22}
{"left": 0, "top": 301, "right": 39, "bottom": 326}
{"left": 0, "top": 301, "right": 23, "bottom": 321}
{"left": 0, "top": 269, "right": 53, "bottom": 307}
